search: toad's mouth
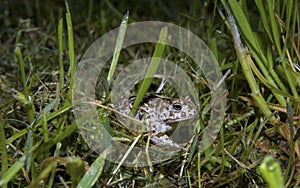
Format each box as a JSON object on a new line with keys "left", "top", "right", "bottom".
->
{"left": 164, "top": 114, "right": 199, "bottom": 123}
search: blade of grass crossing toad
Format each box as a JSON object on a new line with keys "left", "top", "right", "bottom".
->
{"left": 131, "top": 27, "right": 168, "bottom": 114}
{"left": 107, "top": 11, "right": 129, "bottom": 82}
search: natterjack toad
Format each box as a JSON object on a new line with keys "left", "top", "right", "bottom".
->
{"left": 112, "top": 95, "right": 198, "bottom": 149}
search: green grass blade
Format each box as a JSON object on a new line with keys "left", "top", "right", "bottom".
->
{"left": 197, "top": 153, "right": 201, "bottom": 188}
{"left": 104, "top": 0, "right": 123, "bottom": 18}
{"left": 0, "top": 141, "right": 42, "bottom": 187}
{"left": 284, "top": 98, "right": 295, "bottom": 182}
{"left": 107, "top": 11, "right": 129, "bottom": 82}
{"left": 34, "top": 122, "right": 77, "bottom": 154}
{"left": 77, "top": 155, "right": 106, "bottom": 188}
{"left": 225, "top": 1, "right": 269, "bottom": 69}
{"left": 6, "top": 128, "right": 29, "bottom": 144}
{"left": 266, "top": 0, "right": 282, "bottom": 56}
{"left": 221, "top": 1, "right": 287, "bottom": 106}
{"left": 28, "top": 162, "right": 57, "bottom": 188}
{"left": 283, "top": 62, "right": 298, "bottom": 97}
{"left": 222, "top": 2, "right": 276, "bottom": 123}
{"left": 14, "top": 46, "right": 36, "bottom": 173}
{"left": 0, "top": 116, "right": 8, "bottom": 188}
{"left": 259, "top": 156, "right": 284, "bottom": 188}
{"left": 226, "top": 0, "right": 259, "bottom": 51}
{"left": 255, "top": 0, "right": 273, "bottom": 44}
{"left": 87, "top": 0, "right": 93, "bottom": 21}
{"left": 58, "top": 18, "right": 64, "bottom": 91}
{"left": 14, "top": 47, "right": 35, "bottom": 123}
{"left": 42, "top": 111, "right": 49, "bottom": 142}
{"left": 25, "top": 131, "right": 33, "bottom": 172}
{"left": 0, "top": 156, "right": 26, "bottom": 186}
{"left": 131, "top": 26, "right": 168, "bottom": 114}
{"left": 32, "top": 102, "right": 72, "bottom": 130}
{"left": 65, "top": 2, "right": 75, "bottom": 91}
{"left": 47, "top": 143, "right": 62, "bottom": 188}
{"left": 186, "top": 170, "right": 192, "bottom": 188}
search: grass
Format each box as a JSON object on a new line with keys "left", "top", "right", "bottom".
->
{"left": 1, "top": 0, "right": 300, "bottom": 187}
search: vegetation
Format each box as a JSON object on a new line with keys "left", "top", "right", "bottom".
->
{"left": 0, "top": 0, "right": 299, "bottom": 187}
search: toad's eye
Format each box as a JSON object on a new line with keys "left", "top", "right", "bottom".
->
{"left": 172, "top": 102, "right": 182, "bottom": 111}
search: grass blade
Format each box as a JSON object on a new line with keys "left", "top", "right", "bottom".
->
{"left": 259, "top": 156, "right": 284, "bottom": 188}
{"left": 14, "top": 46, "right": 36, "bottom": 173}
{"left": 226, "top": 0, "right": 259, "bottom": 52}
{"left": 222, "top": 3, "right": 276, "bottom": 123}
{"left": 255, "top": 0, "right": 273, "bottom": 44}
{"left": 65, "top": 2, "right": 75, "bottom": 91}
{"left": 14, "top": 47, "right": 35, "bottom": 123}
{"left": 131, "top": 26, "right": 168, "bottom": 114}
{"left": 35, "top": 122, "right": 77, "bottom": 155}
{"left": 0, "top": 141, "right": 42, "bottom": 187}
{"left": 266, "top": 0, "right": 282, "bottom": 56}
{"left": 77, "top": 155, "right": 106, "bottom": 188}
{"left": 0, "top": 116, "right": 8, "bottom": 188}
{"left": 57, "top": 18, "right": 64, "bottom": 91}
{"left": 107, "top": 11, "right": 129, "bottom": 82}
{"left": 284, "top": 98, "right": 295, "bottom": 183}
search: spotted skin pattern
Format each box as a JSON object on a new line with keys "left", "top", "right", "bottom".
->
{"left": 112, "top": 95, "right": 198, "bottom": 149}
